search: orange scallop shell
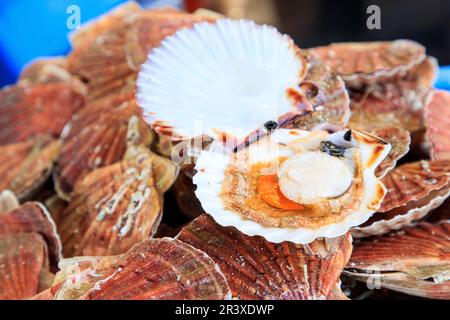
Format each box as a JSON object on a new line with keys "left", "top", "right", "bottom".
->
{"left": 177, "top": 214, "right": 353, "bottom": 300}
{"left": 0, "top": 202, "right": 62, "bottom": 269}
{"left": 58, "top": 154, "right": 163, "bottom": 257}
{"left": 346, "top": 221, "right": 450, "bottom": 299}
{"left": 309, "top": 40, "right": 426, "bottom": 88}
{"left": 0, "top": 83, "right": 85, "bottom": 144}
{"left": 78, "top": 238, "right": 231, "bottom": 300}
{"left": 54, "top": 93, "right": 145, "bottom": 198}
{"left": 353, "top": 160, "right": 450, "bottom": 237}
{"left": 0, "top": 232, "right": 50, "bottom": 300}
{"left": 0, "top": 135, "right": 60, "bottom": 200}
{"left": 371, "top": 127, "right": 411, "bottom": 178}
{"left": 424, "top": 90, "right": 450, "bottom": 160}
{"left": 67, "top": 9, "right": 212, "bottom": 100}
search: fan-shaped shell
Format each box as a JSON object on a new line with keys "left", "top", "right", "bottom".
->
{"left": 371, "top": 127, "right": 411, "bottom": 178}
{"left": 346, "top": 221, "right": 450, "bottom": 299}
{"left": 0, "top": 135, "right": 60, "bottom": 200}
{"left": 424, "top": 90, "right": 450, "bottom": 160}
{"left": 353, "top": 160, "right": 450, "bottom": 237}
{"left": 177, "top": 214, "right": 352, "bottom": 300}
{"left": 0, "top": 202, "right": 62, "bottom": 269}
{"left": 0, "top": 233, "right": 50, "bottom": 300}
{"left": 309, "top": 40, "right": 426, "bottom": 88}
{"left": 0, "top": 190, "right": 19, "bottom": 214}
{"left": 137, "top": 19, "right": 315, "bottom": 145}
{"left": 68, "top": 9, "right": 211, "bottom": 100}
{"left": 194, "top": 128, "right": 390, "bottom": 243}
{"left": 54, "top": 94, "right": 146, "bottom": 199}
{"left": 79, "top": 238, "right": 231, "bottom": 300}
{"left": 58, "top": 153, "right": 163, "bottom": 257}
{"left": 0, "top": 83, "right": 85, "bottom": 144}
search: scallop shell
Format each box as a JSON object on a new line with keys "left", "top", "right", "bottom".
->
{"left": 79, "top": 238, "right": 231, "bottom": 300}
{"left": 177, "top": 214, "right": 352, "bottom": 300}
{"left": 371, "top": 127, "right": 411, "bottom": 178}
{"left": 0, "top": 233, "right": 50, "bottom": 300}
{"left": 309, "top": 40, "right": 426, "bottom": 88}
{"left": 0, "top": 190, "right": 19, "bottom": 214}
{"left": 68, "top": 9, "right": 211, "bottom": 100}
{"left": 137, "top": 19, "right": 313, "bottom": 145}
{"left": 54, "top": 94, "right": 146, "bottom": 199}
{"left": 0, "top": 202, "right": 62, "bottom": 269}
{"left": 0, "top": 83, "right": 85, "bottom": 144}
{"left": 0, "top": 135, "right": 60, "bottom": 200}
{"left": 353, "top": 160, "right": 450, "bottom": 237}
{"left": 424, "top": 90, "right": 450, "bottom": 160}
{"left": 194, "top": 128, "right": 390, "bottom": 244}
{"left": 345, "top": 221, "right": 450, "bottom": 299}
{"left": 58, "top": 153, "right": 163, "bottom": 257}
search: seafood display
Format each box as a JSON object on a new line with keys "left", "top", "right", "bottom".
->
{"left": 0, "top": 1, "right": 449, "bottom": 301}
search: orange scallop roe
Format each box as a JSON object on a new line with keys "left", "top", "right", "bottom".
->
{"left": 257, "top": 174, "right": 304, "bottom": 210}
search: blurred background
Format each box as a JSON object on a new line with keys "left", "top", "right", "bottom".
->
{"left": 1, "top": 0, "right": 449, "bottom": 87}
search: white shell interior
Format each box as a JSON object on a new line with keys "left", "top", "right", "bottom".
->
{"left": 194, "top": 129, "right": 391, "bottom": 244}
{"left": 137, "top": 19, "right": 305, "bottom": 142}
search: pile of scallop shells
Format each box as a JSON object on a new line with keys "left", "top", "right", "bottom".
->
{"left": 0, "top": 2, "right": 449, "bottom": 300}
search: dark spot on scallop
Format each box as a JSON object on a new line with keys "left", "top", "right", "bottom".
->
{"left": 320, "top": 141, "right": 346, "bottom": 157}
{"left": 344, "top": 130, "right": 352, "bottom": 142}
{"left": 264, "top": 121, "right": 278, "bottom": 131}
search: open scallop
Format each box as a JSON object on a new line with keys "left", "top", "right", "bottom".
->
{"left": 194, "top": 128, "right": 391, "bottom": 244}
{"left": 137, "top": 19, "right": 313, "bottom": 146}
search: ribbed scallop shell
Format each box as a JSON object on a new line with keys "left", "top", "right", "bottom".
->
{"left": 0, "top": 190, "right": 19, "bottom": 214}
{"left": 194, "top": 128, "right": 390, "bottom": 244}
{"left": 427, "top": 198, "right": 450, "bottom": 223}
{"left": 137, "top": 19, "right": 313, "bottom": 144}
{"left": 68, "top": 9, "right": 211, "bottom": 100}
{"left": 424, "top": 90, "right": 450, "bottom": 160}
{"left": 0, "top": 135, "right": 60, "bottom": 200}
{"left": 0, "top": 202, "right": 62, "bottom": 269}
{"left": 0, "top": 83, "right": 85, "bottom": 144}
{"left": 353, "top": 160, "right": 450, "bottom": 237}
{"left": 79, "top": 238, "right": 231, "bottom": 300}
{"left": 54, "top": 94, "right": 145, "bottom": 199}
{"left": 371, "top": 127, "right": 411, "bottom": 178}
{"left": 309, "top": 40, "right": 426, "bottom": 88}
{"left": 177, "top": 214, "right": 352, "bottom": 300}
{"left": 0, "top": 233, "right": 50, "bottom": 300}
{"left": 58, "top": 154, "right": 163, "bottom": 257}
{"left": 346, "top": 221, "right": 450, "bottom": 299}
